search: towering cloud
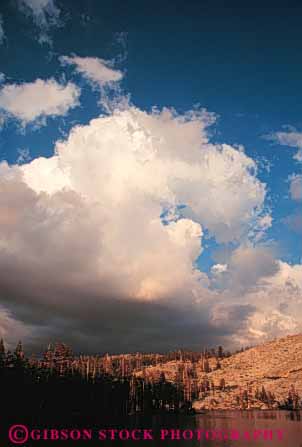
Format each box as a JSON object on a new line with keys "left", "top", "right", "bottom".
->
{"left": 0, "top": 77, "right": 301, "bottom": 352}
{"left": 21, "top": 107, "right": 266, "bottom": 243}
{"left": 0, "top": 105, "right": 273, "bottom": 351}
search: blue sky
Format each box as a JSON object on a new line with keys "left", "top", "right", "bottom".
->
{"left": 0, "top": 0, "right": 301, "bottom": 351}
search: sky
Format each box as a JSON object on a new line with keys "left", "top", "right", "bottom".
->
{"left": 0, "top": 0, "right": 301, "bottom": 354}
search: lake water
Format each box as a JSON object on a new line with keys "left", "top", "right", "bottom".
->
{"left": 2, "top": 410, "right": 301, "bottom": 446}
{"left": 115, "top": 411, "right": 302, "bottom": 446}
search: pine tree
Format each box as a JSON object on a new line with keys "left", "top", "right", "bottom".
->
{"left": 5, "top": 350, "right": 14, "bottom": 368}
{"left": 289, "top": 385, "right": 300, "bottom": 409}
{"left": 204, "top": 359, "right": 211, "bottom": 373}
{"left": 15, "top": 341, "right": 24, "bottom": 359}
{"left": 286, "top": 388, "right": 294, "bottom": 409}
{"left": 243, "top": 390, "right": 249, "bottom": 402}
{"left": 255, "top": 387, "right": 260, "bottom": 400}
{"left": 210, "top": 380, "right": 215, "bottom": 395}
{"left": 219, "top": 378, "right": 226, "bottom": 391}
{"left": 260, "top": 386, "right": 268, "bottom": 403}
{"left": 13, "top": 341, "right": 27, "bottom": 375}
{"left": 266, "top": 391, "right": 274, "bottom": 408}
{"left": 218, "top": 346, "right": 224, "bottom": 358}
{"left": 159, "top": 372, "right": 166, "bottom": 383}
{"left": 0, "top": 338, "right": 5, "bottom": 369}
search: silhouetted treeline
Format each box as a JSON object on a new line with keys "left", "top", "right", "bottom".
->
{"left": 0, "top": 340, "right": 196, "bottom": 424}
{"left": 2, "top": 338, "right": 299, "bottom": 420}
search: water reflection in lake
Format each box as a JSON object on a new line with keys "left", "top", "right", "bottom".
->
{"left": 115, "top": 411, "right": 302, "bottom": 447}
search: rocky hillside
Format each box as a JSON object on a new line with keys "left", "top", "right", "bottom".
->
{"left": 193, "top": 333, "right": 302, "bottom": 410}
{"left": 136, "top": 333, "right": 302, "bottom": 410}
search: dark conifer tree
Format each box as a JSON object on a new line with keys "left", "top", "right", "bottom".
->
{"left": 218, "top": 346, "right": 224, "bottom": 358}
{"left": 219, "top": 377, "right": 226, "bottom": 390}
{"left": 0, "top": 338, "right": 6, "bottom": 372}
{"left": 204, "top": 359, "right": 211, "bottom": 373}
{"left": 260, "top": 386, "right": 268, "bottom": 403}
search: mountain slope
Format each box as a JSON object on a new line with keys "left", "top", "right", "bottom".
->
{"left": 193, "top": 333, "right": 302, "bottom": 410}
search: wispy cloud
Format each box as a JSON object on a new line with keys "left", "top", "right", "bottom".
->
{"left": 0, "top": 15, "right": 5, "bottom": 45}
{"left": 17, "top": 0, "right": 62, "bottom": 46}
{"left": 60, "top": 55, "right": 123, "bottom": 86}
{"left": 17, "top": 148, "right": 31, "bottom": 164}
{"left": 264, "top": 128, "right": 302, "bottom": 162}
{"left": 60, "top": 55, "right": 125, "bottom": 112}
{"left": 289, "top": 174, "right": 302, "bottom": 201}
{"left": 283, "top": 212, "right": 302, "bottom": 235}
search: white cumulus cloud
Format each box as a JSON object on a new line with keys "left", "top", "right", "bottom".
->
{"left": 0, "top": 78, "right": 80, "bottom": 127}
{"left": 209, "top": 254, "right": 302, "bottom": 347}
{"left": 243, "top": 261, "right": 302, "bottom": 344}
{"left": 22, "top": 107, "right": 266, "bottom": 243}
{"left": 0, "top": 105, "right": 272, "bottom": 350}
